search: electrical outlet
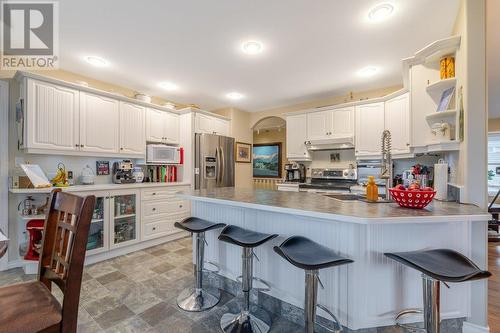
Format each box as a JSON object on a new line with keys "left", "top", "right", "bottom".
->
{"left": 14, "top": 157, "right": 24, "bottom": 167}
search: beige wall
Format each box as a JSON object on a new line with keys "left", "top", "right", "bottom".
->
{"left": 253, "top": 128, "right": 287, "bottom": 177}
{"left": 213, "top": 107, "right": 254, "bottom": 188}
{"left": 489, "top": 118, "right": 500, "bottom": 132}
{"left": 1, "top": 69, "right": 184, "bottom": 108}
{"left": 248, "top": 85, "right": 402, "bottom": 127}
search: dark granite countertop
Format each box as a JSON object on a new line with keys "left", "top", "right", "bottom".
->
{"left": 179, "top": 188, "right": 490, "bottom": 224}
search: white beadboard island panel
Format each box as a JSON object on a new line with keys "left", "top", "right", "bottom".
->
{"left": 182, "top": 188, "right": 489, "bottom": 331}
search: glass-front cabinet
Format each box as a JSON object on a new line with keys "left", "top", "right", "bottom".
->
{"left": 79, "top": 189, "right": 140, "bottom": 256}
{"left": 111, "top": 191, "right": 139, "bottom": 247}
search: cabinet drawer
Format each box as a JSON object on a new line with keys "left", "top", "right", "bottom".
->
{"left": 143, "top": 220, "right": 176, "bottom": 237}
{"left": 142, "top": 213, "right": 190, "bottom": 239}
{"left": 141, "top": 186, "right": 190, "bottom": 201}
{"left": 142, "top": 199, "right": 190, "bottom": 218}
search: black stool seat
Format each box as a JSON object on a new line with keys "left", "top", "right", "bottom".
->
{"left": 218, "top": 225, "right": 278, "bottom": 248}
{"left": 174, "top": 217, "right": 226, "bottom": 233}
{"left": 273, "top": 236, "right": 353, "bottom": 270}
{"left": 385, "top": 249, "right": 491, "bottom": 282}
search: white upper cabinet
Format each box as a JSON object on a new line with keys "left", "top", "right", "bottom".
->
{"left": 194, "top": 113, "right": 213, "bottom": 134}
{"left": 146, "top": 108, "right": 166, "bottom": 143}
{"left": 286, "top": 114, "right": 311, "bottom": 160}
{"left": 163, "top": 112, "right": 179, "bottom": 143}
{"left": 120, "top": 102, "right": 145, "bottom": 156}
{"left": 306, "top": 107, "right": 354, "bottom": 141}
{"left": 212, "top": 117, "right": 230, "bottom": 136}
{"left": 194, "top": 112, "right": 230, "bottom": 136}
{"left": 146, "top": 108, "right": 179, "bottom": 144}
{"left": 355, "top": 102, "right": 385, "bottom": 156}
{"left": 331, "top": 107, "right": 354, "bottom": 138}
{"left": 384, "top": 93, "right": 410, "bottom": 155}
{"left": 307, "top": 111, "right": 331, "bottom": 141}
{"left": 80, "top": 92, "right": 120, "bottom": 154}
{"left": 25, "top": 79, "right": 80, "bottom": 151}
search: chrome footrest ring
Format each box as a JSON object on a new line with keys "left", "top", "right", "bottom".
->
{"left": 316, "top": 304, "right": 342, "bottom": 333}
{"left": 202, "top": 260, "right": 220, "bottom": 274}
{"left": 236, "top": 275, "right": 271, "bottom": 292}
{"left": 395, "top": 308, "right": 426, "bottom": 333}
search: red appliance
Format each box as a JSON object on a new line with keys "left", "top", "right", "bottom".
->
{"left": 25, "top": 219, "right": 44, "bottom": 261}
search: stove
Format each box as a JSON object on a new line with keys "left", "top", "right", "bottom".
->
{"left": 299, "top": 168, "right": 358, "bottom": 192}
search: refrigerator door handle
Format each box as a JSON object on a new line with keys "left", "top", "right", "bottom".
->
{"left": 216, "top": 147, "right": 222, "bottom": 186}
{"left": 220, "top": 146, "right": 225, "bottom": 185}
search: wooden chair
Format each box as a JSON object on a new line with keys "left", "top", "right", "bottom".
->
{"left": 0, "top": 189, "right": 95, "bottom": 333}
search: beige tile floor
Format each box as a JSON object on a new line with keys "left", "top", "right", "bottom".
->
{"left": 0, "top": 237, "right": 301, "bottom": 333}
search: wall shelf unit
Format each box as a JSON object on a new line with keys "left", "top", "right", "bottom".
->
{"left": 425, "top": 109, "right": 457, "bottom": 123}
{"left": 426, "top": 77, "right": 456, "bottom": 94}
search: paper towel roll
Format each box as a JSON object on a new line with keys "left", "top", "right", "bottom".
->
{"left": 434, "top": 161, "right": 448, "bottom": 200}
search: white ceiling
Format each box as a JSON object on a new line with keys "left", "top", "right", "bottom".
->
{"left": 59, "top": 0, "right": 460, "bottom": 112}
{"left": 487, "top": 0, "right": 500, "bottom": 118}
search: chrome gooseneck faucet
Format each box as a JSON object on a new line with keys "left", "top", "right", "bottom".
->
{"left": 380, "top": 130, "right": 393, "bottom": 201}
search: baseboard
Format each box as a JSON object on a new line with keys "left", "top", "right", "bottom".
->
{"left": 462, "top": 322, "right": 490, "bottom": 333}
{"left": 0, "top": 231, "right": 189, "bottom": 271}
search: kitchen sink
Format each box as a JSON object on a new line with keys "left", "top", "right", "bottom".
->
{"left": 322, "top": 193, "right": 363, "bottom": 201}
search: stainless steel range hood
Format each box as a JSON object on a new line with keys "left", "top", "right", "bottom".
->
{"left": 305, "top": 136, "right": 355, "bottom": 151}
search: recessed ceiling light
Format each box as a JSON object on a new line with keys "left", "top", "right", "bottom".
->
{"left": 357, "top": 66, "right": 379, "bottom": 77}
{"left": 241, "top": 41, "right": 263, "bottom": 55}
{"left": 158, "top": 81, "right": 178, "bottom": 91}
{"left": 226, "top": 92, "right": 244, "bottom": 100}
{"left": 85, "top": 56, "right": 108, "bottom": 67}
{"left": 368, "top": 3, "right": 394, "bottom": 22}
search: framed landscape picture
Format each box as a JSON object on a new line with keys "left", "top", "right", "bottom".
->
{"left": 235, "top": 142, "right": 252, "bottom": 163}
{"left": 252, "top": 143, "right": 282, "bottom": 178}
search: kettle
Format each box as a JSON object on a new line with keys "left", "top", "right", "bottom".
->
{"left": 79, "top": 165, "right": 95, "bottom": 185}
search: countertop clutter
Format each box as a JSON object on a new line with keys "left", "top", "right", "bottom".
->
{"left": 180, "top": 187, "right": 489, "bottom": 224}
{"left": 8, "top": 182, "right": 192, "bottom": 194}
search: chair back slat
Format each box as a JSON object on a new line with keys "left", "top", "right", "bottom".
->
{"left": 37, "top": 189, "right": 95, "bottom": 333}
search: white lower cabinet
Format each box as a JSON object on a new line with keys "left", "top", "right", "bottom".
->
{"left": 141, "top": 186, "right": 191, "bottom": 240}
{"left": 81, "top": 189, "right": 140, "bottom": 256}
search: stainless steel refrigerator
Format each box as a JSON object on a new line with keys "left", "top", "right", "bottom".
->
{"left": 195, "top": 133, "right": 235, "bottom": 189}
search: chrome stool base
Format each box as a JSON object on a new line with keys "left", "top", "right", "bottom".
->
{"left": 220, "top": 304, "right": 271, "bottom": 333}
{"left": 176, "top": 286, "right": 220, "bottom": 312}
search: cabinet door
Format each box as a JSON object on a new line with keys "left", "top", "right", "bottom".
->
{"left": 306, "top": 111, "right": 331, "bottom": 141}
{"left": 195, "top": 113, "right": 213, "bottom": 134}
{"left": 286, "top": 114, "right": 311, "bottom": 160}
{"left": 26, "top": 79, "right": 80, "bottom": 151}
{"left": 385, "top": 93, "right": 410, "bottom": 155}
{"left": 163, "top": 112, "right": 180, "bottom": 143}
{"left": 146, "top": 108, "right": 166, "bottom": 143}
{"left": 80, "top": 92, "right": 120, "bottom": 154}
{"left": 355, "top": 102, "right": 385, "bottom": 156}
{"left": 110, "top": 190, "right": 139, "bottom": 247}
{"left": 120, "top": 102, "right": 145, "bottom": 156}
{"left": 331, "top": 107, "right": 354, "bottom": 138}
{"left": 78, "top": 191, "right": 109, "bottom": 256}
{"left": 212, "top": 117, "right": 230, "bottom": 136}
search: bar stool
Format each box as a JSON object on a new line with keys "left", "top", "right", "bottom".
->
{"left": 385, "top": 249, "right": 491, "bottom": 333}
{"left": 174, "top": 217, "right": 226, "bottom": 312}
{"left": 274, "top": 236, "right": 353, "bottom": 333}
{"left": 218, "top": 225, "right": 278, "bottom": 333}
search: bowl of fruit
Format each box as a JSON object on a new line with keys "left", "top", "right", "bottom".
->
{"left": 388, "top": 183, "right": 436, "bottom": 209}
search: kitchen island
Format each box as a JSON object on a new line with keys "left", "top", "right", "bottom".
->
{"left": 179, "top": 188, "right": 490, "bottom": 332}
